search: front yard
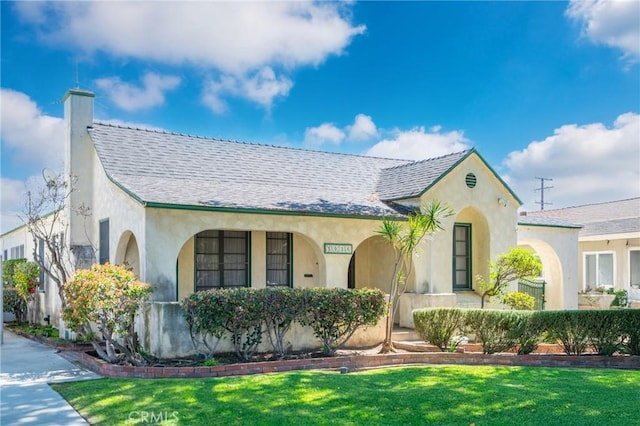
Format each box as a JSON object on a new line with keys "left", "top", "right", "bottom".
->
{"left": 53, "top": 365, "right": 639, "bottom": 425}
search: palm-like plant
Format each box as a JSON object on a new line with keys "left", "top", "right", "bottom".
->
{"left": 377, "top": 200, "right": 454, "bottom": 353}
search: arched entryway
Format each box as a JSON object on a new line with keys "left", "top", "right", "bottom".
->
{"left": 452, "top": 207, "right": 490, "bottom": 292}
{"left": 349, "top": 235, "right": 409, "bottom": 293}
{"left": 519, "top": 240, "right": 563, "bottom": 310}
{"left": 114, "top": 231, "right": 140, "bottom": 277}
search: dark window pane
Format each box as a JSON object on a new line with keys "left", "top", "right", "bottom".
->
{"left": 99, "top": 220, "right": 109, "bottom": 264}
{"left": 195, "top": 230, "right": 249, "bottom": 290}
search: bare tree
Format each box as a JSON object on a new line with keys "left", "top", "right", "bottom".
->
{"left": 20, "top": 173, "right": 96, "bottom": 310}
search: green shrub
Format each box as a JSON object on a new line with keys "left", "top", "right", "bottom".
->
{"left": 620, "top": 309, "right": 640, "bottom": 355}
{"left": 63, "top": 263, "right": 153, "bottom": 365}
{"left": 583, "top": 310, "right": 626, "bottom": 356}
{"left": 182, "top": 288, "right": 265, "bottom": 362}
{"left": 222, "top": 288, "right": 265, "bottom": 362}
{"left": 502, "top": 292, "right": 535, "bottom": 311}
{"left": 262, "top": 287, "right": 305, "bottom": 358}
{"left": 413, "top": 308, "right": 465, "bottom": 351}
{"left": 610, "top": 289, "right": 628, "bottom": 307}
{"left": 14, "top": 261, "right": 40, "bottom": 300}
{"left": 181, "top": 290, "right": 227, "bottom": 360}
{"left": 463, "top": 309, "right": 522, "bottom": 354}
{"left": 2, "top": 259, "right": 28, "bottom": 323}
{"left": 182, "top": 287, "right": 386, "bottom": 359}
{"left": 535, "top": 311, "right": 591, "bottom": 355}
{"left": 300, "top": 288, "right": 385, "bottom": 356}
{"left": 511, "top": 311, "right": 542, "bottom": 354}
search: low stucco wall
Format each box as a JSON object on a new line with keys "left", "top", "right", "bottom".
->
{"left": 398, "top": 293, "right": 457, "bottom": 328}
{"left": 136, "top": 302, "right": 385, "bottom": 359}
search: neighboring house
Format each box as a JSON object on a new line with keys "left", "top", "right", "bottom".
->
{"left": 523, "top": 198, "right": 640, "bottom": 304}
{"left": 1, "top": 89, "right": 581, "bottom": 356}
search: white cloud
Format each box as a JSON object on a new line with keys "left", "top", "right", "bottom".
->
{"left": 347, "top": 114, "right": 378, "bottom": 141}
{"left": 202, "top": 67, "right": 293, "bottom": 113}
{"left": 566, "top": 0, "right": 640, "bottom": 63}
{"left": 304, "top": 114, "right": 379, "bottom": 146}
{"left": 503, "top": 112, "right": 640, "bottom": 210}
{"left": 0, "top": 88, "right": 64, "bottom": 172}
{"left": 1, "top": 177, "right": 28, "bottom": 233}
{"left": 366, "top": 126, "right": 470, "bottom": 160}
{"left": 95, "top": 72, "right": 181, "bottom": 111}
{"left": 15, "top": 2, "right": 364, "bottom": 112}
{"left": 304, "top": 123, "right": 346, "bottom": 146}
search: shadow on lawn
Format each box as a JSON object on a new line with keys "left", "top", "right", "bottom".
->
{"left": 53, "top": 366, "right": 639, "bottom": 425}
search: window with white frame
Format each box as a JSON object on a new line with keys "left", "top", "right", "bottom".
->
{"left": 584, "top": 252, "right": 614, "bottom": 290}
{"left": 630, "top": 249, "right": 640, "bottom": 288}
{"left": 10, "top": 245, "right": 24, "bottom": 259}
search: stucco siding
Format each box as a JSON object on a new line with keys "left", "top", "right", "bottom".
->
{"left": 518, "top": 225, "right": 580, "bottom": 309}
{"left": 418, "top": 153, "right": 519, "bottom": 294}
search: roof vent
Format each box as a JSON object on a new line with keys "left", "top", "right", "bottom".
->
{"left": 465, "top": 173, "right": 477, "bottom": 188}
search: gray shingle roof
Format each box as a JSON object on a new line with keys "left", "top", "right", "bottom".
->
{"left": 376, "top": 150, "right": 471, "bottom": 200}
{"left": 517, "top": 216, "right": 582, "bottom": 229}
{"left": 89, "top": 123, "right": 471, "bottom": 217}
{"left": 523, "top": 198, "right": 640, "bottom": 236}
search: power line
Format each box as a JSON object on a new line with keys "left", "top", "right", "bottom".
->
{"left": 534, "top": 177, "right": 553, "bottom": 211}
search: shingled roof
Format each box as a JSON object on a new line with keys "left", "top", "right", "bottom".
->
{"left": 523, "top": 198, "right": 640, "bottom": 237}
{"left": 89, "top": 123, "right": 475, "bottom": 217}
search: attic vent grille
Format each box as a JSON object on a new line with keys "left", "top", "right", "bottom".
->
{"left": 465, "top": 173, "right": 477, "bottom": 188}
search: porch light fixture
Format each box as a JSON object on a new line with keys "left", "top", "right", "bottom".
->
{"left": 497, "top": 197, "right": 507, "bottom": 207}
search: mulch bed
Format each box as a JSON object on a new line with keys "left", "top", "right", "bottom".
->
{"left": 58, "top": 344, "right": 640, "bottom": 379}
{"left": 11, "top": 325, "right": 639, "bottom": 378}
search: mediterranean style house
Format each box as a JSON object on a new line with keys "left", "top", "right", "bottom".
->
{"left": 2, "top": 88, "right": 588, "bottom": 356}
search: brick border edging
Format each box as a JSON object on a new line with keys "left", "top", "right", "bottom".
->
{"left": 60, "top": 350, "right": 640, "bottom": 379}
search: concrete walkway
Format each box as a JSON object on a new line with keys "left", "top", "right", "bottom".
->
{"left": 1, "top": 330, "right": 100, "bottom": 425}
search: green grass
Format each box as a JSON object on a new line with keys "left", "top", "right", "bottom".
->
{"left": 52, "top": 366, "right": 640, "bottom": 425}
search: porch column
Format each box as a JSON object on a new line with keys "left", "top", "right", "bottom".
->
{"left": 413, "top": 238, "right": 431, "bottom": 294}
{"left": 144, "top": 226, "right": 181, "bottom": 302}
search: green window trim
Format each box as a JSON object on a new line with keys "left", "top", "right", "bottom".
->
{"left": 452, "top": 223, "right": 472, "bottom": 290}
{"left": 194, "top": 230, "right": 251, "bottom": 291}
{"left": 266, "top": 232, "right": 293, "bottom": 288}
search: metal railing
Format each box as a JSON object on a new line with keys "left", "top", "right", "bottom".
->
{"left": 518, "top": 278, "right": 546, "bottom": 310}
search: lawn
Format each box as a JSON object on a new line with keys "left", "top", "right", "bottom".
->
{"left": 52, "top": 365, "right": 640, "bottom": 425}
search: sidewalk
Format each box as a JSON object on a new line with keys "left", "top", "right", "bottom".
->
{"left": 0, "top": 329, "right": 100, "bottom": 425}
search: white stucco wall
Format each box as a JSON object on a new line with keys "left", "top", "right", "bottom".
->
{"left": 146, "top": 207, "right": 388, "bottom": 300}
{"left": 518, "top": 224, "right": 580, "bottom": 309}
{"left": 416, "top": 153, "right": 520, "bottom": 295}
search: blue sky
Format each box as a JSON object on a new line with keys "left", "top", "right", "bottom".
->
{"left": 1, "top": 1, "right": 639, "bottom": 233}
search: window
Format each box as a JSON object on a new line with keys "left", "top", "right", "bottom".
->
{"left": 3, "top": 250, "right": 7, "bottom": 261}
{"left": 453, "top": 224, "right": 472, "bottom": 290}
{"left": 99, "top": 219, "right": 110, "bottom": 264}
{"left": 10, "top": 245, "right": 24, "bottom": 259}
{"left": 584, "top": 252, "right": 614, "bottom": 289}
{"left": 630, "top": 249, "right": 640, "bottom": 288}
{"left": 195, "top": 230, "right": 249, "bottom": 291}
{"left": 266, "top": 232, "right": 292, "bottom": 287}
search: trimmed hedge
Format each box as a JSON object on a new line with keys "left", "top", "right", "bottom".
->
{"left": 413, "top": 308, "right": 640, "bottom": 356}
{"left": 413, "top": 308, "right": 464, "bottom": 351}
{"left": 181, "top": 287, "right": 386, "bottom": 360}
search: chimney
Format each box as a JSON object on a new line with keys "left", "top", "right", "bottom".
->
{"left": 63, "top": 89, "right": 95, "bottom": 254}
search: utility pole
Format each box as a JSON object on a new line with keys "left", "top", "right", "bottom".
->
{"left": 534, "top": 177, "right": 553, "bottom": 211}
